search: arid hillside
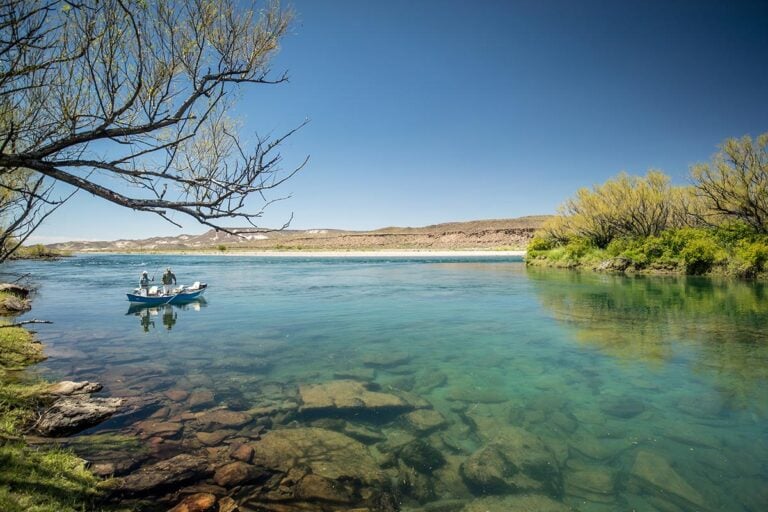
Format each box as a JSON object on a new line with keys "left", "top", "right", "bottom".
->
{"left": 47, "top": 216, "right": 550, "bottom": 252}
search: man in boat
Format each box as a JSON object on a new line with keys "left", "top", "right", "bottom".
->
{"left": 161, "top": 267, "right": 177, "bottom": 294}
{"left": 139, "top": 271, "right": 152, "bottom": 296}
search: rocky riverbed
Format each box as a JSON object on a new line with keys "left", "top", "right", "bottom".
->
{"left": 32, "top": 354, "right": 761, "bottom": 512}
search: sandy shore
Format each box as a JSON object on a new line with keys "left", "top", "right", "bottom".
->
{"left": 83, "top": 250, "right": 527, "bottom": 258}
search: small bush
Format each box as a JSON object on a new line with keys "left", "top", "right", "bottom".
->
{"left": 528, "top": 236, "right": 554, "bottom": 251}
{"left": 679, "top": 237, "right": 720, "bottom": 275}
{"left": 731, "top": 239, "right": 768, "bottom": 277}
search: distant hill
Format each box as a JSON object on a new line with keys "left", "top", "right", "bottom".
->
{"left": 46, "top": 216, "right": 551, "bottom": 252}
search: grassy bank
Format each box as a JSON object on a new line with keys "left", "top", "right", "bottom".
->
{"left": 0, "top": 294, "right": 109, "bottom": 511}
{"left": 9, "top": 245, "right": 71, "bottom": 260}
{"left": 527, "top": 226, "right": 768, "bottom": 277}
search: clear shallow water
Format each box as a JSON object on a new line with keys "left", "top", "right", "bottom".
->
{"left": 6, "top": 254, "right": 768, "bottom": 511}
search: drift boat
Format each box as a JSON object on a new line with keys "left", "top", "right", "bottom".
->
{"left": 127, "top": 282, "right": 208, "bottom": 305}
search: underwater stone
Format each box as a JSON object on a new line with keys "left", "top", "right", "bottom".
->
{"left": 230, "top": 443, "right": 255, "bottom": 463}
{"left": 362, "top": 351, "right": 411, "bottom": 368}
{"left": 333, "top": 367, "right": 376, "bottom": 381}
{"left": 167, "top": 492, "right": 217, "bottom": 512}
{"left": 298, "top": 380, "right": 416, "bottom": 414}
{"left": 404, "top": 409, "right": 448, "bottom": 433}
{"left": 195, "top": 430, "right": 232, "bottom": 446}
{"left": 599, "top": 396, "right": 645, "bottom": 419}
{"left": 196, "top": 409, "right": 252, "bottom": 430}
{"left": 188, "top": 390, "right": 215, "bottom": 410}
{"left": 629, "top": 450, "right": 709, "bottom": 511}
{"left": 568, "top": 434, "right": 630, "bottom": 462}
{"left": 460, "top": 426, "right": 562, "bottom": 497}
{"left": 446, "top": 386, "right": 509, "bottom": 403}
{"left": 213, "top": 461, "right": 265, "bottom": 488}
{"left": 398, "top": 439, "right": 447, "bottom": 473}
{"left": 164, "top": 388, "right": 190, "bottom": 402}
{"left": 460, "top": 494, "right": 573, "bottom": 512}
{"left": 136, "top": 420, "right": 182, "bottom": 439}
{"left": 104, "top": 454, "right": 211, "bottom": 496}
{"left": 563, "top": 467, "right": 615, "bottom": 504}
{"left": 251, "top": 427, "right": 387, "bottom": 485}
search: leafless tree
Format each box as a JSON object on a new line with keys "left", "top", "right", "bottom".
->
{"left": 691, "top": 133, "right": 768, "bottom": 233}
{"left": 0, "top": 0, "right": 306, "bottom": 261}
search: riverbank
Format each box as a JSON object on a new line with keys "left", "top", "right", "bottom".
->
{"left": 527, "top": 227, "right": 768, "bottom": 279}
{"left": 0, "top": 285, "right": 110, "bottom": 512}
{"left": 90, "top": 249, "right": 527, "bottom": 258}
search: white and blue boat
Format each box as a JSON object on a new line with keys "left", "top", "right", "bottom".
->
{"left": 127, "top": 282, "right": 208, "bottom": 305}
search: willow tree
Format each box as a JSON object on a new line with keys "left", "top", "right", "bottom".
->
{"left": 691, "top": 133, "right": 768, "bottom": 233}
{"left": 544, "top": 171, "right": 693, "bottom": 248}
{"left": 0, "top": 0, "right": 306, "bottom": 261}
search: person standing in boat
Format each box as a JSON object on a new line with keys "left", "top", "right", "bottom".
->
{"left": 139, "top": 271, "right": 152, "bottom": 296}
{"left": 161, "top": 267, "right": 177, "bottom": 294}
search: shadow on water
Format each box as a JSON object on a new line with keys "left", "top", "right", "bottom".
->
{"left": 527, "top": 268, "right": 768, "bottom": 412}
{"left": 126, "top": 299, "right": 207, "bottom": 332}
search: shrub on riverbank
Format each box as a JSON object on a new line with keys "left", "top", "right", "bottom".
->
{"left": 528, "top": 226, "right": 768, "bottom": 277}
{"left": 530, "top": 132, "right": 768, "bottom": 277}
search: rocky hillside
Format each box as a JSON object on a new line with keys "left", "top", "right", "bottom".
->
{"left": 47, "top": 216, "right": 549, "bottom": 252}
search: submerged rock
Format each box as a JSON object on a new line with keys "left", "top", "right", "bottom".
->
{"left": 188, "top": 390, "right": 216, "bottom": 410}
{"left": 398, "top": 439, "right": 446, "bottom": 473}
{"left": 628, "top": 450, "right": 709, "bottom": 511}
{"left": 564, "top": 467, "right": 615, "bottom": 504}
{"left": 460, "top": 426, "right": 562, "bottom": 497}
{"left": 167, "top": 492, "right": 217, "bottom": 512}
{"left": 35, "top": 396, "right": 123, "bottom": 436}
{"left": 362, "top": 352, "right": 411, "bottom": 368}
{"left": 599, "top": 396, "right": 645, "bottom": 419}
{"left": 298, "top": 380, "right": 417, "bottom": 416}
{"left": 105, "top": 453, "right": 211, "bottom": 496}
{"left": 213, "top": 461, "right": 266, "bottom": 488}
{"left": 195, "top": 430, "right": 232, "bottom": 446}
{"left": 196, "top": 409, "right": 252, "bottom": 430}
{"left": 404, "top": 409, "right": 447, "bottom": 433}
{"left": 461, "top": 494, "right": 573, "bottom": 512}
{"left": 446, "top": 386, "right": 509, "bottom": 403}
{"left": 251, "top": 427, "right": 387, "bottom": 485}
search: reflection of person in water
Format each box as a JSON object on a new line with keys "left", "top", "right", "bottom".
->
{"left": 162, "top": 305, "right": 177, "bottom": 330}
{"left": 140, "top": 309, "right": 155, "bottom": 332}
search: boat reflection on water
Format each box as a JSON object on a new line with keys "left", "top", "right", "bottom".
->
{"left": 127, "top": 299, "right": 207, "bottom": 332}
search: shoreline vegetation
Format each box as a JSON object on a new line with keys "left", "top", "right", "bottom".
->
{"left": 0, "top": 286, "right": 111, "bottom": 512}
{"left": 526, "top": 133, "right": 768, "bottom": 279}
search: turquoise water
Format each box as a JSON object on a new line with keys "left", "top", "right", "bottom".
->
{"left": 7, "top": 254, "right": 768, "bottom": 511}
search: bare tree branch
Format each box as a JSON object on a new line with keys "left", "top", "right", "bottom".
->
{"left": 0, "top": 0, "right": 306, "bottom": 260}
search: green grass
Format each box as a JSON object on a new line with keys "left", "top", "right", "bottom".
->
{"left": 0, "top": 324, "right": 44, "bottom": 370}
{"left": 0, "top": 318, "right": 119, "bottom": 511}
{"left": 0, "top": 442, "right": 108, "bottom": 512}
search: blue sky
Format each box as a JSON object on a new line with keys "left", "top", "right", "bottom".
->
{"left": 31, "top": 0, "right": 768, "bottom": 242}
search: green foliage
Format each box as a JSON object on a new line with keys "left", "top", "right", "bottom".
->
{"left": 530, "top": 132, "right": 768, "bottom": 276}
{"left": 679, "top": 237, "right": 721, "bottom": 275}
{"left": 217, "top": 244, "right": 227, "bottom": 252}
{"left": 4, "top": 243, "right": 69, "bottom": 260}
{"left": 0, "top": 325, "right": 44, "bottom": 370}
{"left": 731, "top": 239, "right": 768, "bottom": 277}
{"left": 528, "top": 236, "right": 554, "bottom": 251}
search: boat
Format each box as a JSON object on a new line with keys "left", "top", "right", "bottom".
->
{"left": 126, "top": 282, "right": 208, "bottom": 305}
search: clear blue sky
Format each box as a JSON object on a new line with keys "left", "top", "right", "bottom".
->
{"left": 30, "top": 0, "right": 768, "bottom": 243}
